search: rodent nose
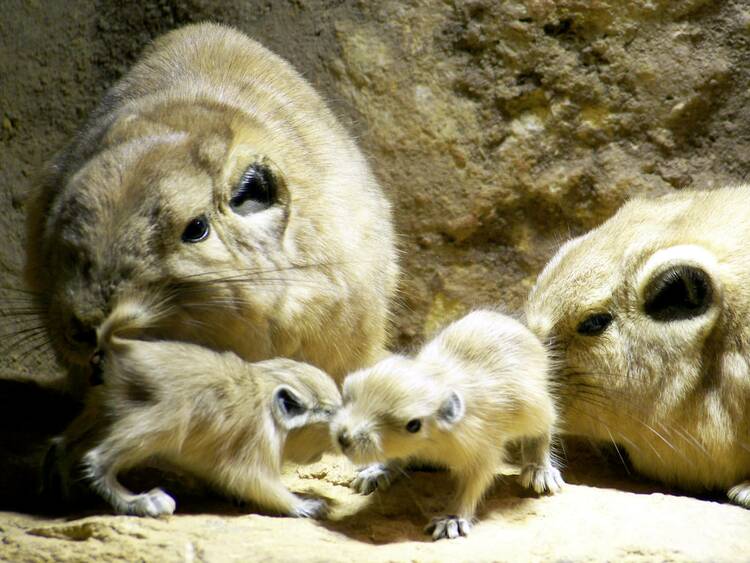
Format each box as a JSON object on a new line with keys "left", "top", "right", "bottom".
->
{"left": 337, "top": 431, "right": 352, "bottom": 451}
{"left": 66, "top": 315, "right": 97, "bottom": 348}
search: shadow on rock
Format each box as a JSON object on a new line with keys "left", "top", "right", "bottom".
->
{"left": 0, "top": 377, "right": 81, "bottom": 514}
{"left": 320, "top": 467, "right": 535, "bottom": 545}
{"left": 559, "top": 437, "right": 729, "bottom": 503}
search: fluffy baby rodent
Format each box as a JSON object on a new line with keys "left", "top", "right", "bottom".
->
{"left": 525, "top": 185, "right": 750, "bottom": 508}
{"left": 54, "top": 301, "right": 341, "bottom": 518}
{"left": 24, "top": 22, "right": 397, "bottom": 384}
{"left": 331, "top": 310, "right": 564, "bottom": 540}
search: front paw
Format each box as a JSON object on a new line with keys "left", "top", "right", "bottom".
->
{"left": 125, "top": 488, "right": 176, "bottom": 517}
{"left": 728, "top": 481, "right": 750, "bottom": 508}
{"left": 351, "top": 463, "right": 396, "bottom": 495}
{"left": 291, "top": 497, "right": 328, "bottom": 519}
{"left": 519, "top": 463, "right": 564, "bottom": 495}
{"left": 425, "top": 515, "right": 471, "bottom": 540}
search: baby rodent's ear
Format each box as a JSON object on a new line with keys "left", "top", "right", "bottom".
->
{"left": 271, "top": 385, "right": 310, "bottom": 430}
{"left": 636, "top": 245, "right": 720, "bottom": 322}
{"left": 436, "top": 391, "right": 465, "bottom": 429}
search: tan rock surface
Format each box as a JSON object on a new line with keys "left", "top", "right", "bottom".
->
{"left": 2, "top": 0, "right": 750, "bottom": 561}
{"left": 3, "top": 453, "right": 750, "bottom": 562}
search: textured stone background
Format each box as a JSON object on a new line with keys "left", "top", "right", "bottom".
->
{"left": 2, "top": 0, "right": 750, "bottom": 560}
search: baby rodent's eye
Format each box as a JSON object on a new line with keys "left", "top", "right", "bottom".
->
{"left": 576, "top": 312, "right": 613, "bottom": 336}
{"left": 405, "top": 419, "right": 422, "bottom": 433}
{"left": 230, "top": 163, "right": 277, "bottom": 215}
{"left": 182, "top": 214, "right": 210, "bottom": 243}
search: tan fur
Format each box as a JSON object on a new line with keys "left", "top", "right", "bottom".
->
{"left": 25, "top": 22, "right": 398, "bottom": 382}
{"left": 331, "top": 310, "right": 563, "bottom": 540}
{"left": 55, "top": 300, "right": 342, "bottom": 518}
{"left": 526, "top": 185, "right": 750, "bottom": 508}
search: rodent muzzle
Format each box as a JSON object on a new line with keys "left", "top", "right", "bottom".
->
{"left": 61, "top": 314, "right": 99, "bottom": 362}
{"left": 66, "top": 315, "right": 97, "bottom": 348}
{"left": 337, "top": 430, "right": 352, "bottom": 451}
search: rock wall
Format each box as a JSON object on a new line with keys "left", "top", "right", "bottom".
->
{"left": 3, "top": 1, "right": 750, "bottom": 375}
{"left": 2, "top": 1, "right": 750, "bottom": 560}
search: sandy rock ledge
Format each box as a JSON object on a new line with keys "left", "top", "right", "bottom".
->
{"left": 2, "top": 453, "right": 749, "bottom": 562}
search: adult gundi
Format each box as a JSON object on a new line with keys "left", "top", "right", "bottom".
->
{"left": 526, "top": 186, "right": 750, "bottom": 508}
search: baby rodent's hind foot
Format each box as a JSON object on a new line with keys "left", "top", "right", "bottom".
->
{"left": 351, "top": 463, "right": 398, "bottom": 495}
{"left": 126, "top": 488, "right": 176, "bottom": 517}
{"left": 425, "top": 515, "right": 471, "bottom": 540}
{"left": 290, "top": 498, "right": 328, "bottom": 519}
{"left": 728, "top": 481, "right": 750, "bottom": 508}
{"left": 519, "top": 464, "right": 565, "bottom": 495}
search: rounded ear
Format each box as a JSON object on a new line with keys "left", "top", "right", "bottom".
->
{"left": 272, "top": 385, "right": 308, "bottom": 430}
{"left": 636, "top": 245, "right": 720, "bottom": 322}
{"left": 436, "top": 391, "right": 465, "bottom": 429}
{"left": 227, "top": 158, "right": 290, "bottom": 217}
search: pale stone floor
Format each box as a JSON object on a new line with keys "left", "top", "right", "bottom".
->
{"left": 2, "top": 446, "right": 749, "bottom": 562}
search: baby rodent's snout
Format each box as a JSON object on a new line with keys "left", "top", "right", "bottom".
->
{"left": 336, "top": 429, "right": 352, "bottom": 451}
{"left": 330, "top": 411, "right": 381, "bottom": 463}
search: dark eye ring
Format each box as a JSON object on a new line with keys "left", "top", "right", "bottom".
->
{"left": 576, "top": 312, "right": 613, "bottom": 336}
{"left": 406, "top": 419, "right": 421, "bottom": 433}
{"left": 182, "top": 215, "right": 210, "bottom": 243}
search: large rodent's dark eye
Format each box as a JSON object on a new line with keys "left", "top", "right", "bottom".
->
{"left": 230, "top": 163, "right": 277, "bottom": 215}
{"left": 406, "top": 419, "right": 422, "bottom": 433}
{"left": 576, "top": 313, "right": 612, "bottom": 336}
{"left": 181, "top": 215, "right": 210, "bottom": 243}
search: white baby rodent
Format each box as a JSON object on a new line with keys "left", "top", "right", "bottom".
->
{"left": 331, "top": 310, "right": 564, "bottom": 540}
{"left": 525, "top": 185, "right": 750, "bottom": 508}
{"left": 55, "top": 299, "right": 341, "bottom": 518}
{"left": 24, "top": 22, "right": 397, "bottom": 384}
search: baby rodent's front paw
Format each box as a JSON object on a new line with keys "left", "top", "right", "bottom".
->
{"left": 351, "top": 462, "right": 397, "bottom": 495}
{"left": 291, "top": 497, "right": 328, "bottom": 519}
{"left": 519, "top": 463, "right": 565, "bottom": 495}
{"left": 425, "top": 515, "right": 471, "bottom": 540}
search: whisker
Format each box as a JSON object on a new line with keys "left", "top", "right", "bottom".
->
{"left": 173, "top": 277, "right": 330, "bottom": 293}
{"left": 13, "top": 334, "right": 54, "bottom": 360}
{"left": 0, "top": 286, "right": 44, "bottom": 296}
{"left": 0, "top": 308, "right": 47, "bottom": 317}
{"left": 561, "top": 384, "right": 695, "bottom": 465}
{"left": 0, "top": 324, "right": 48, "bottom": 341}
{"left": 5, "top": 329, "right": 51, "bottom": 358}
{"left": 605, "top": 427, "right": 632, "bottom": 474}
{"left": 0, "top": 297, "right": 45, "bottom": 305}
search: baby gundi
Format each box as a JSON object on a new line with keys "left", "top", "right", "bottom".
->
{"left": 526, "top": 185, "right": 750, "bottom": 508}
{"left": 331, "top": 310, "right": 564, "bottom": 540}
{"left": 56, "top": 304, "right": 341, "bottom": 518}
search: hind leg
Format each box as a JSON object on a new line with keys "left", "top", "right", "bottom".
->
{"left": 425, "top": 466, "right": 495, "bottom": 541}
{"left": 519, "top": 434, "right": 564, "bottom": 494}
{"left": 728, "top": 481, "right": 750, "bottom": 508}
{"left": 228, "top": 469, "right": 327, "bottom": 518}
{"left": 82, "top": 444, "right": 175, "bottom": 517}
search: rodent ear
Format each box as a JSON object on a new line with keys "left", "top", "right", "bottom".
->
{"left": 436, "top": 391, "right": 465, "bottom": 429}
{"left": 229, "top": 162, "right": 286, "bottom": 216}
{"left": 272, "top": 385, "right": 309, "bottom": 430}
{"left": 637, "top": 245, "right": 719, "bottom": 322}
